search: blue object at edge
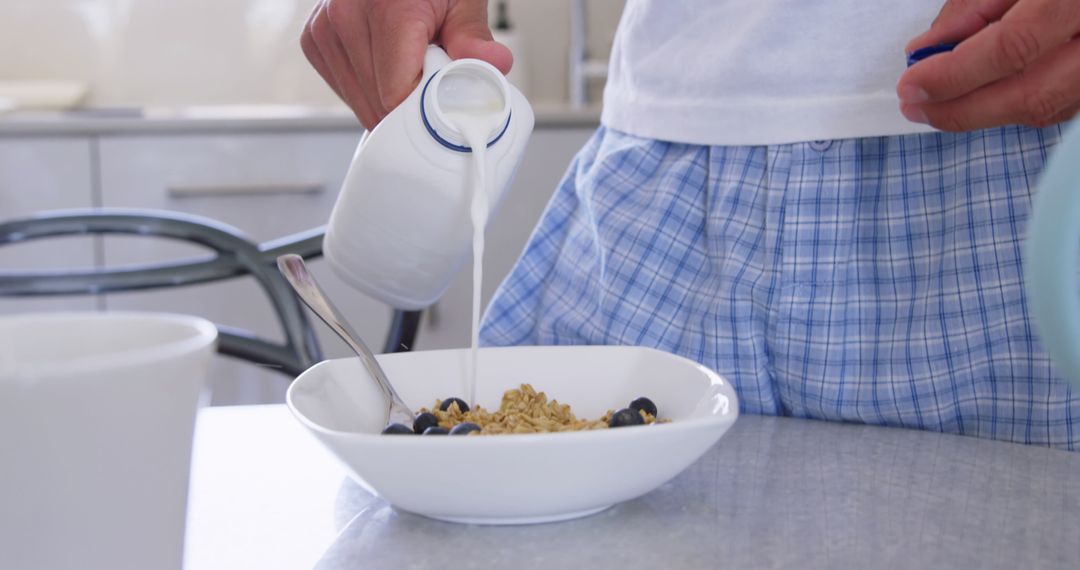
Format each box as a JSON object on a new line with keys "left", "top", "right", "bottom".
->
{"left": 906, "top": 42, "right": 958, "bottom": 66}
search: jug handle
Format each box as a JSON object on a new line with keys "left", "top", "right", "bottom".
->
{"left": 1026, "top": 119, "right": 1080, "bottom": 390}
{"left": 423, "top": 45, "right": 452, "bottom": 80}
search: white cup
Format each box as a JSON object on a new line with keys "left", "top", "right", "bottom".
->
{"left": 0, "top": 311, "right": 217, "bottom": 570}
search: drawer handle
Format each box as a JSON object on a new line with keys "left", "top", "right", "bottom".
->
{"left": 167, "top": 182, "right": 324, "bottom": 198}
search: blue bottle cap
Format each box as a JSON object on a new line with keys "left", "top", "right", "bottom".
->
{"left": 906, "top": 42, "right": 958, "bottom": 67}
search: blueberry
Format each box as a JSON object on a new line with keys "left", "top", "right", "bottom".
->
{"left": 629, "top": 397, "right": 658, "bottom": 418}
{"left": 449, "top": 422, "right": 482, "bottom": 435}
{"left": 381, "top": 422, "right": 414, "bottom": 435}
{"left": 439, "top": 397, "right": 470, "bottom": 413}
{"left": 608, "top": 408, "right": 645, "bottom": 428}
{"left": 413, "top": 412, "right": 440, "bottom": 434}
{"left": 423, "top": 426, "right": 450, "bottom": 435}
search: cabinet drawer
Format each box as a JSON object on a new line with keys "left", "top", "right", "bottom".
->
{"left": 98, "top": 131, "right": 362, "bottom": 243}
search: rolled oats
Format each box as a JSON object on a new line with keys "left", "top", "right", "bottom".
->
{"left": 421, "top": 383, "right": 661, "bottom": 435}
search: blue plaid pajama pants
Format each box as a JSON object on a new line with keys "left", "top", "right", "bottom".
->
{"left": 479, "top": 124, "right": 1080, "bottom": 450}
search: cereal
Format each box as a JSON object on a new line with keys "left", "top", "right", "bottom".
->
{"left": 420, "top": 383, "right": 662, "bottom": 435}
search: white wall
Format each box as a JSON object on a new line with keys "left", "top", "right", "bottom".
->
{"left": 0, "top": 0, "right": 623, "bottom": 108}
{"left": 0, "top": 0, "right": 339, "bottom": 108}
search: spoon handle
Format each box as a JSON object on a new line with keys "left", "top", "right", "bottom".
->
{"left": 277, "top": 254, "right": 414, "bottom": 425}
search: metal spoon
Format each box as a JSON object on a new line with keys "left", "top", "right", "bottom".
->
{"left": 276, "top": 254, "right": 415, "bottom": 428}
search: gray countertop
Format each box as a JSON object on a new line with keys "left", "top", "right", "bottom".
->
{"left": 0, "top": 103, "right": 601, "bottom": 136}
{"left": 186, "top": 405, "right": 1080, "bottom": 569}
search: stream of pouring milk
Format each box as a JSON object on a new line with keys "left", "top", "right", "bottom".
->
{"left": 445, "top": 110, "right": 502, "bottom": 408}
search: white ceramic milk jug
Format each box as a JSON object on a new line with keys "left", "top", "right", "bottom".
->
{"left": 324, "top": 45, "right": 534, "bottom": 310}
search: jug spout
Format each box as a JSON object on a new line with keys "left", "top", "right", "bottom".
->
{"left": 421, "top": 53, "right": 512, "bottom": 150}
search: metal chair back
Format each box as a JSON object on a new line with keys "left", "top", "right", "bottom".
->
{"left": 0, "top": 208, "right": 421, "bottom": 378}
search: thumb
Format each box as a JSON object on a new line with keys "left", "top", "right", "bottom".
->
{"left": 905, "top": 0, "right": 1016, "bottom": 53}
{"left": 440, "top": 0, "right": 513, "bottom": 75}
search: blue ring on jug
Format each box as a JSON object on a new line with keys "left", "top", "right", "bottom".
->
{"left": 420, "top": 71, "right": 512, "bottom": 153}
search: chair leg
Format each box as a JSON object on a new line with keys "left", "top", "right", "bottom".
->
{"left": 383, "top": 310, "right": 422, "bottom": 353}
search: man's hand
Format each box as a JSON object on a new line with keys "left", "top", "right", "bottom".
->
{"left": 896, "top": 0, "right": 1080, "bottom": 131}
{"left": 301, "top": 0, "right": 512, "bottom": 129}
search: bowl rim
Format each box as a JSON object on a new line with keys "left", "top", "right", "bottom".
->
{"left": 286, "top": 345, "right": 739, "bottom": 445}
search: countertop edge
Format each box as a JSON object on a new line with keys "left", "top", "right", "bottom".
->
{"left": 0, "top": 104, "right": 602, "bottom": 136}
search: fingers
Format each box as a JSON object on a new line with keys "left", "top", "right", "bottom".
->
{"left": 305, "top": 0, "right": 381, "bottom": 128}
{"left": 441, "top": 0, "right": 513, "bottom": 74}
{"left": 900, "top": 37, "right": 1080, "bottom": 131}
{"left": 301, "top": 1, "right": 344, "bottom": 102}
{"left": 900, "top": 0, "right": 1080, "bottom": 104}
{"left": 368, "top": 0, "right": 438, "bottom": 111}
{"left": 326, "top": 0, "right": 390, "bottom": 122}
{"left": 1042, "top": 102, "right": 1080, "bottom": 129}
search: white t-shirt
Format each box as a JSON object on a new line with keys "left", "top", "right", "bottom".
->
{"left": 601, "top": 0, "right": 943, "bottom": 145}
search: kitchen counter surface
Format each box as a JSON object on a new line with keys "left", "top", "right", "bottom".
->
{"left": 0, "top": 103, "right": 601, "bottom": 135}
{"left": 185, "top": 405, "right": 1080, "bottom": 570}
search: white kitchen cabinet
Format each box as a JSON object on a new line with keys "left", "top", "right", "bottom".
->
{"left": 97, "top": 130, "right": 397, "bottom": 404}
{"left": 0, "top": 136, "right": 98, "bottom": 314}
{"left": 414, "top": 128, "right": 596, "bottom": 350}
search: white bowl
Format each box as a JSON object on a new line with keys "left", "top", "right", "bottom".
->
{"left": 286, "top": 345, "right": 738, "bottom": 524}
